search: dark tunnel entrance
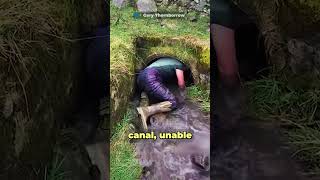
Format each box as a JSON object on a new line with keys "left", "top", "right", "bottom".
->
{"left": 235, "top": 23, "right": 269, "bottom": 81}
{"left": 144, "top": 55, "right": 194, "bottom": 85}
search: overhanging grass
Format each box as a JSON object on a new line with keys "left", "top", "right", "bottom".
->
{"left": 136, "top": 44, "right": 198, "bottom": 67}
{"left": 187, "top": 85, "right": 210, "bottom": 112}
{"left": 110, "top": 110, "right": 142, "bottom": 180}
{"left": 246, "top": 75, "right": 320, "bottom": 175}
{"left": 0, "top": 0, "right": 82, "bottom": 177}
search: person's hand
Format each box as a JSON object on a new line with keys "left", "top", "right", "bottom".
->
{"left": 176, "top": 69, "right": 185, "bottom": 89}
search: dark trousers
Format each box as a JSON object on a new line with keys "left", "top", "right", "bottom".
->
{"left": 137, "top": 68, "right": 177, "bottom": 109}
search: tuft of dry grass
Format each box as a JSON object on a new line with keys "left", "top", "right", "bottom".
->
{"left": 0, "top": 0, "right": 65, "bottom": 120}
{"left": 0, "top": 0, "right": 86, "bottom": 178}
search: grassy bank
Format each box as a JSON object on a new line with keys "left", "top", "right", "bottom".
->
{"left": 187, "top": 85, "right": 210, "bottom": 112}
{"left": 110, "top": 110, "right": 142, "bottom": 180}
{"left": 246, "top": 75, "right": 320, "bottom": 175}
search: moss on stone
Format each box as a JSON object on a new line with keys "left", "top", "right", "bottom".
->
{"left": 199, "top": 46, "right": 210, "bottom": 68}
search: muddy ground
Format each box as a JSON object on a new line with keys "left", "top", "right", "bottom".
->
{"left": 131, "top": 85, "right": 314, "bottom": 180}
{"left": 212, "top": 119, "right": 307, "bottom": 180}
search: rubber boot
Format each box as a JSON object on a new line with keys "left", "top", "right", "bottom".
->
{"left": 136, "top": 101, "right": 172, "bottom": 130}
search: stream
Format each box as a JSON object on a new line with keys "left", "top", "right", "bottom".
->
{"left": 134, "top": 89, "right": 211, "bottom": 180}
{"left": 133, "top": 86, "right": 309, "bottom": 180}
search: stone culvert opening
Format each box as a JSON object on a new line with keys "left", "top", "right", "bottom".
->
{"left": 128, "top": 36, "right": 210, "bottom": 109}
{"left": 133, "top": 36, "right": 210, "bottom": 86}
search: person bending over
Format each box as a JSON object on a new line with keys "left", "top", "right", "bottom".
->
{"left": 134, "top": 57, "right": 192, "bottom": 130}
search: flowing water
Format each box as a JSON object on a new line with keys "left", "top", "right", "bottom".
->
{"left": 134, "top": 91, "right": 211, "bottom": 180}
{"left": 133, "top": 85, "right": 309, "bottom": 180}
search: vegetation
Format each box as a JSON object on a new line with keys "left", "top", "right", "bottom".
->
{"left": 110, "top": 2, "right": 210, "bottom": 132}
{"left": 110, "top": 4, "right": 209, "bottom": 83}
{"left": 0, "top": 0, "right": 64, "bottom": 117}
{"left": 1, "top": 0, "right": 58, "bottom": 173}
{"left": 291, "top": 0, "right": 320, "bottom": 23}
{"left": 110, "top": 110, "right": 142, "bottom": 180}
{"left": 187, "top": 85, "right": 210, "bottom": 112}
{"left": 0, "top": 0, "right": 90, "bottom": 178}
{"left": 246, "top": 74, "right": 320, "bottom": 175}
{"left": 110, "top": 5, "right": 210, "bottom": 179}
{"left": 45, "top": 153, "right": 69, "bottom": 180}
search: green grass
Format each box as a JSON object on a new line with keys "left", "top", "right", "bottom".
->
{"left": 110, "top": 3, "right": 209, "bottom": 84}
{"left": 110, "top": 110, "right": 142, "bottom": 180}
{"left": 187, "top": 85, "right": 210, "bottom": 112}
{"left": 246, "top": 75, "right": 320, "bottom": 175}
{"left": 44, "top": 153, "right": 69, "bottom": 180}
{"left": 139, "top": 44, "right": 197, "bottom": 62}
{"left": 110, "top": 5, "right": 209, "bottom": 41}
